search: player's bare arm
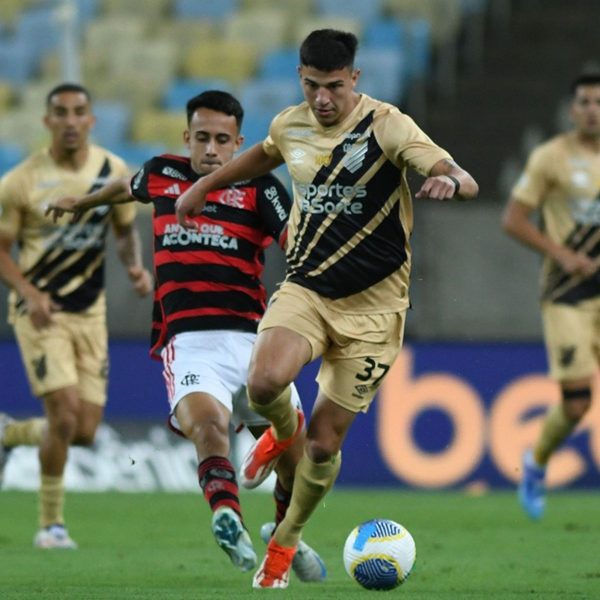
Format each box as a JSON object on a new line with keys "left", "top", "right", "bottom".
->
{"left": 502, "top": 198, "right": 597, "bottom": 277}
{"left": 112, "top": 223, "right": 153, "bottom": 297}
{"left": 415, "top": 158, "right": 479, "bottom": 201}
{"left": 44, "top": 176, "right": 131, "bottom": 223}
{"left": 175, "top": 144, "right": 284, "bottom": 229}
{"left": 0, "top": 232, "right": 60, "bottom": 329}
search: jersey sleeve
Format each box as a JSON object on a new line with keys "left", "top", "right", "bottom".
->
{"left": 255, "top": 174, "right": 292, "bottom": 247}
{"left": 510, "top": 145, "right": 553, "bottom": 209}
{"left": 374, "top": 107, "right": 452, "bottom": 176}
{"left": 0, "top": 171, "right": 25, "bottom": 241}
{"left": 129, "top": 159, "right": 154, "bottom": 204}
{"left": 262, "top": 111, "right": 287, "bottom": 162}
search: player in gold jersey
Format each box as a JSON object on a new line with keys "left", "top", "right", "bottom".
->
{"left": 0, "top": 83, "right": 152, "bottom": 548}
{"left": 176, "top": 29, "right": 478, "bottom": 588}
{"left": 503, "top": 73, "right": 600, "bottom": 520}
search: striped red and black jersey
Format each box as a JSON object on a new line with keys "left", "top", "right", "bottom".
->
{"left": 129, "top": 154, "right": 291, "bottom": 357}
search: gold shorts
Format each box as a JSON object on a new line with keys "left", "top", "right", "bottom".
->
{"left": 541, "top": 301, "right": 600, "bottom": 381}
{"left": 13, "top": 310, "right": 108, "bottom": 406}
{"left": 259, "top": 282, "right": 406, "bottom": 413}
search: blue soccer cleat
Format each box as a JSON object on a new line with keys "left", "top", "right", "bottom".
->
{"left": 260, "top": 522, "right": 326, "bottom": 582}
{"left": 518, "top": 450, "right": 546, "bottom": 520}
{"left": 211, "top": 506, "right": 257, "bottom": 572}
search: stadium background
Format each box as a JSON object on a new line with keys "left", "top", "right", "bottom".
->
{"left": 1, "top": 0, "right": 599, "bottom": 493}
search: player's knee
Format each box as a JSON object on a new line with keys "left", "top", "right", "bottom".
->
{"left": 561, "top": 386, "right": 592, "bottom": 422}
{"left": 189, "top": 420, "right": 229, "bottom": 455}
{"left": 72, "top": 428, "right": 96, "bottom": 446}
{"left": 305, "top": 438, "right": 339, "bottom": 464}
{"left": 247, "top": 375, "right": 283, "bottom": 407}
{"left": 49, "top": 413, "right": 78, "bottom": 442}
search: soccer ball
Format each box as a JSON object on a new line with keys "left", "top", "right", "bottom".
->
{"left": 343, "top": 518, "right": 416, "bottom": 591}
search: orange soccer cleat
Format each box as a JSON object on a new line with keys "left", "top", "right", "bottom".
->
{"left": 252, "top": 537, "right": 297, "bottom": 589}
{"left": 240, "top": 409, "right": 304, "bottom": 489}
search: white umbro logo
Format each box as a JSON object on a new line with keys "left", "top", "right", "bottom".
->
{"left": 163, "top": 183, "right": 181, "bottom": 196}
{"left": 290, "top": 148, "right": 306, "bottom": 165}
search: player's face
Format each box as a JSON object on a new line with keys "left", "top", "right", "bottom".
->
{"left": 571, "top": 84, "right": 600, "bottom": 138}
{"left": 299, "top": 65, "right": 360, "bottom": 126}
{"left": 44, "top": 92, "right": 95, "bottom": 153}
{"left": 185, "top": 108, "right": 243, "bottom": 175}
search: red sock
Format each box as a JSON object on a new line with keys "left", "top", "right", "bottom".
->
{"left": 273, "top": 478, "right": 291, "bottom": 526}
{"left": 197, "top": 456, "right": 242, "bottom": 518}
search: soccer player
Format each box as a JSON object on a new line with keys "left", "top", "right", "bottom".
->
{"left": 175, "top": 29, "right": 479, "bottom": 588}
{"left": 502, "top": 72, "right": 600, "bottom": 520}
{"left": 0, "top": 82, "right": 152, "bottom": 548}
{"left": 44, "top": 90, "right": 326, "bottom": 580}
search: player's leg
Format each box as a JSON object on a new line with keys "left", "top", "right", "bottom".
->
{"left": 175, "top": 391, "right": 256, "bottom": 571}
{"left": 12, "top": 312, "right": 80, "bottom": 548}
{"left": 520, "top": 303, "right": 595, "bottom": 519}
{"left": 0, "top": 414, "right": 46, "bottom": 486}
{"left": 242, "top": 285, "right": 327, "bottom": 488}
{"left": 35, "top": 385, "right": 80, "bottom": 549}
{"left": 164, "top": 331, "right": 258, "bottom": 571}
{"left": 252, "top": 423, "right": 327, "bottom": 583}
{"left": 252, "top": 310, "right": 404, "bottom": 588}
{"left": 253, "top": 394, "right": 348, "bottom": 589}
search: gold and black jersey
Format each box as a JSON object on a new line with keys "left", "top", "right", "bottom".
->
{"left": 512, "top": 132, "right": 600, "bottom": 306}
{"left": 263, "top": 94, "right": 451, "bottom": 314}
{"left": 0, "top": 145, "right": 133, "bottom": 319}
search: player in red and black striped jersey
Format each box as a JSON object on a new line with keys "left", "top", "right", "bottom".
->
{"left": 130, "top": 153, "right": 289, "bottom": 357}
{"left": 46, "top": 91, "right": 326, "bottom": 580}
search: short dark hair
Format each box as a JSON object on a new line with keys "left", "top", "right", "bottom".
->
{"left": 570, "top": 73, "right": 600, "bottom": 95}
{"left": 185, "top": 90, "right": 244, "bottom": 129}
{"left": 46, "top": 82, "right": 91, "bottom": 106}
{"left": 299, "top": 29, "right": 358, "bottom": 72}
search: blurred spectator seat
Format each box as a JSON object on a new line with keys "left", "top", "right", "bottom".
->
{"left": 101, "top": 0, "right": 170, "bottom": 18}
{"left": 291, "top": 16, "right": 362, "bottom": 46}
{"left": 153, "top": 19, "right": 218, "bottom": 51}
{"left": 0, "top": 0, "right": 36, "bottom": 25}
{"left": 239, "top": 79, "right": 301, "bottom": 118}
{"left": 92, "top": 100, "right": 132, "bottom": 149}
{"left": 314, "top": 0, "right": 384, "bottom": 25}
{"left": 109, "top": 141, "right": 167, "bottom": 171}
{"left": 0, "top": 38, "right": 38, "bottom": 85}
{"left": 223, "top": 8, "right": 289, "bottom": 56}
{"left": 131, "top": 108, "right": 186, "bottom": 150}
{"left": 259, "top": 47, "right": 300, "bottom": 82}
{"left": 238, "top": 79, "right": 301, "bottom": 146}
{"left": 356, "top": 47, "right": 406, "bottom": 105}
{"left": 0, "top": 143, "right": 26, "bottom": 174}
{"left": 163, "top": 78, "right": 237, "bottom": 111}
{"left": 0, "top": 108, "right": 46, "bottom": 151}
{"left": 182, "top": 40, "right": 259, "bottom": 84}
{"left": 173, "top": 0, "right": 239, "bottom": 20}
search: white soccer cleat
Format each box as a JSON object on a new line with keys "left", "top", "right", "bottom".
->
{"left": 211, "top": 506, "right": 257, "bottom": 572}
{"left": 260, "top": 522, "right": 327, "bottom": 582}
{"left": 34, "top": 524, "right": 78, "bottom": 549}
{"left": 0, "top": 413, "right": 14, "bottom": 488}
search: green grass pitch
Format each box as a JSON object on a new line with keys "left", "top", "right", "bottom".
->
{"left": 1, "top": 489, "right": 599, "bottom": 599}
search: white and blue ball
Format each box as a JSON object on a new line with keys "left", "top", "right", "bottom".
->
{"left": 343, "top": 518, "right": 416, "bottom": 591}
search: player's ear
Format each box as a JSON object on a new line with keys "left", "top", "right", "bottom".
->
{"left": 183, "top": 128, "right": 190, "bottom": 148}
{"left": 351, "top": 68, "right": 361, "bottom": 87}
{"left": 234, "top": 134, "right": 244, "bottom": 153}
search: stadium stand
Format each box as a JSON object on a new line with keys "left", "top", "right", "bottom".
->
{"left": 0, "top": 0, "right": 499, "bottom": 183}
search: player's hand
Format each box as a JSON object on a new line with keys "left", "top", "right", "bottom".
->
{"left": 415, "top": 175, "right": 458, "bottom": 201}
{"left": 24, "top": 289, "right": 60, "bottom": 330}
{"left": 554, "top": 247, "right": 598, "bottom": 278}
{"left": 175, "top": 186, "right": 206, "bottom": 230}
{"left": 44, "top": 196, "right": 82, "bottom": 223}
{"left": 128, "top": 265, "right": 153, "bottom": 297}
